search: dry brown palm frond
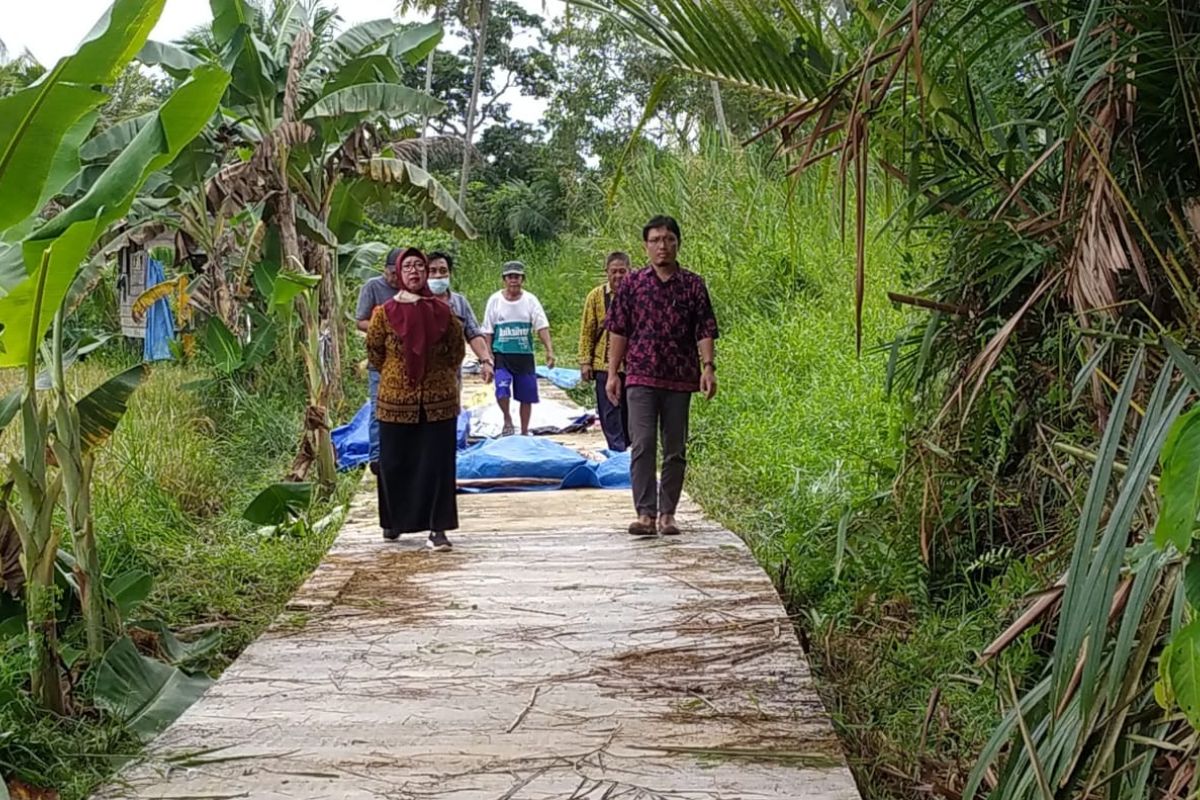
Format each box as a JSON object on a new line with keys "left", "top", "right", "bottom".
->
{"left": 208, "top": 161, "right": 268, "bottom": 212}
{"left": 387, "top": 135, "right": 478, "bottom": 169}
{"left": 330, "top": 123, "right": 379, "bottom": 177}
{"left": 1063, "top": 60, "right": 1150, "bottom": 315}
{"left": 938, "top": 271, "right": 1063, "bottom": 426}
{"left": 207, "top": 120, "right": 315, "bottom": 212}
{"left": 259, "top": 121, "right": 316, "bottom": 164}
{"left": 282, "top": 27, "right": 312, "bottom": 125}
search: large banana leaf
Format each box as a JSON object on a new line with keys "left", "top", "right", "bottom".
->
{"left": 28, "top": 64, "right": 229, "bottom": 245}
{"left": 270, "top": 271, "right": 321, "bottom": 308}
{"left": 294, "top": 204, "right": 337, "bottom": 248}
{"left": 125, "top": 619, "right": 221, "bottom": 667}
{"left": 325, "top": 54, "right": 403, "bottom": 94}
{"left": 389, "top": 21, "right": 444, "bottom": 66}
{"left": 79, "top": 112, "right": 154, "bottom": 161}
{"left": 358, "top": 157, "right": 476, "bottom": 239}
{"left": 1155, "top": 405, "right": 1200, "bottom": 552}
{"left": 320, "top": 18, "right": 405, "bottom": 73}
{"left": 203, "top": 317, "right": 242, "bottom": 375}
{"left": 0, "top": 0, "right": 167, "bottom": 233}
{"left": 240, "top": 309, "right": 278, "bottom": 371}
{"left": 304, "top": 83, "right": 445, "bottom": 121}
{"left": 75, "top": 364, "right": 149, "bottom": 454}
{"left": 243, "top": 482, "right": 313, "bottom": 525}
{"left": 0, "top": 65, "right": 230, "bottom": 366}
{"left": 137, "top": 40, "right": 204, "bottom": 79}
{"left": 0, "top": 388, "right": 21, "bottom": 437}
{"left": 339, "top": 241, "right": 390, "bottom": 278}
{"left": 0, "top": 219, "right": 100, "bottom": 366}
{"left": 210, "top": 0, "right": 256, "bottom": 47}
{"left": 94, "top": 636, "right": 213, "bottom": 741}
{"left": 0, "top": 90, "right": 104, "bottom": 238}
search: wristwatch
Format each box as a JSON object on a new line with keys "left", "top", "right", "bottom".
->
{"left": 481, "top": 358, "right": 494, "bottom": 367}
{"left": 702, "top": 361, "right": 716, "bottom": 371}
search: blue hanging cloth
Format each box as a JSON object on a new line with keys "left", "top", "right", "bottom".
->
{"left": 142, "top": 258, "right": 176, "bottom": 362}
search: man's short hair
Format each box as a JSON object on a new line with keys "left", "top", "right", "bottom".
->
{"left": 606, "top": 251, "right": 631, "bottom": 268}
{"left": 384, "top": 247, "right": 403, "bottom": 271}
{"left": 427, "top": 251, "right": 454, "bottom": 271}
{"left": 642, "top": 215, "right": 681, "bottom": 242}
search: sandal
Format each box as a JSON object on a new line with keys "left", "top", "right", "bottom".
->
{"left": 627, "top": 519, "right": 657, "bottom": 537}
{"left": 500, "top": 424, "right": 515, "bottom": 437}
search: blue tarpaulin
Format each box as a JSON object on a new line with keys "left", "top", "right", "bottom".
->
{"left": 565, "top": 449, "right": 632, "bottom": 489}
{"left": 142, "top": 258, "right": 175, "bottom": 362}
{"left": 457, "top": 436, "right": 585, "bottom": 481}
{"left": 331, "top": 402, "right": 372, "bottom": 471}
{"left": 535, "top": 366, "right": 582, "bottom": 390}
{"left": 456, "top": 436, "right": 630, "bottom": 492}
{"left": 331, "top": 402, "right": 471, "bottom": 471}
{"left": 331, "top": 402, "right": 630, "bottom": 492}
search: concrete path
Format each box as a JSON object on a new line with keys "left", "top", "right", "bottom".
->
{"left": 99, "top": 388, "right": 860, "bottom": 799}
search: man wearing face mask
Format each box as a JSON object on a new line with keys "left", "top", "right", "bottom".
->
{"left": 426, "top": 251, "right": 494, "bottom": 385}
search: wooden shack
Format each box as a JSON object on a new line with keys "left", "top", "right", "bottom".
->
{"left": 114, "top": 227, "right": 176, "bottom": 339}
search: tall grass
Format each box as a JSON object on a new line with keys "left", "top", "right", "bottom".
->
{"left": 0, "top": 343, "right": 354, "bottom": 798}
{"left": 444, "top": 139, "right": 1050, "bottom": 793}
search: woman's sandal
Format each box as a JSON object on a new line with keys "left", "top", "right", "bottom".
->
{"left": 627, "top": 518, "right": 657, "bottom": 537}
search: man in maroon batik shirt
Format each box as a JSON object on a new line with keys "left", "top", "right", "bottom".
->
{"left": 604, "top": 215, "right": 718, "bottom": 537}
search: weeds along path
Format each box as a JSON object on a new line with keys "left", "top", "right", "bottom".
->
{"left": 96, "top": 376, "right": 859, "bottom": 799}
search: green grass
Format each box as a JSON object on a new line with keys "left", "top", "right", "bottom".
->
{"left": 0, "top": 346, "right": 356, "bottom": 798}
{"left": 437, "top": 143, "right": 1050, "bottom": 795}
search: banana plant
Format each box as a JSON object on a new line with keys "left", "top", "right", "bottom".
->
{"left": 262, "top": 268, "right": 336, "bottom": 489}
{"left": 136, "top": 2, "right": 474, "bottom": 400}
{"left": 48, "top": 307, "right": 149, "bottom": 660}
{"left": 0, "top": 0, "right": 228, "bottom": 710}
{"left": 6, "top": 260, "right": 66, "bottom": 713}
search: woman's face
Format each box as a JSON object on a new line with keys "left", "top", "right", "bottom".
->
{"left": 399, "top": 255, "right": 427, "bottom": 292}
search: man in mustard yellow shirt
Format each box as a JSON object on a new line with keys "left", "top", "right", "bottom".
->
{"left": 578, "top": 251, "right": 631, "bottom": 451}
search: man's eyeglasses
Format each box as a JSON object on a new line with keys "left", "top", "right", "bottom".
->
{"left": 646, "top": 236, "right": 677, "bottom": 247}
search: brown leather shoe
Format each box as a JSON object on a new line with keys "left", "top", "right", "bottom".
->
{"left": 659, "top": 523, "right": 681, "bottom": 536}
{"left": 627, "top": 519, "right": 657, "bottom": 537}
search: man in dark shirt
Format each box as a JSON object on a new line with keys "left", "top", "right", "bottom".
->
{"left": 355, "top": 249, "right": 402, "bottom": 469}
{"left": 605, "top": 215, "right": 718, "bottom": 537}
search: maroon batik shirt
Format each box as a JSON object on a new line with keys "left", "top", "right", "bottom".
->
{"left": 605, "top": 265, "right": 719, "bottom": 392}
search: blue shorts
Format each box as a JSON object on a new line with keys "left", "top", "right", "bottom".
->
{"left": 495, "top": 367, "right": 539, "bottom": 404}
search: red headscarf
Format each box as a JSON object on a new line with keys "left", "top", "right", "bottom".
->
{"left": 381, "top": 247, "right": 451, "bottom": 383}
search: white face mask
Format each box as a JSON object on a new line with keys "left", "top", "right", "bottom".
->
{"left": 428, "top": 277, "right": 451, "bottom": 295}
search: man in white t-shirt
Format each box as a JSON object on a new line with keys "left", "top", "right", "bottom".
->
{"left": 481, "top": 261, "right": 556, "bottom": 436}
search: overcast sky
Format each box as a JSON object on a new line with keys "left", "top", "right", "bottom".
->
{"left": 1, "top": 0, "right": 564, "bottom": 124}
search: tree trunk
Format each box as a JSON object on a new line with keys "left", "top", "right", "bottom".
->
{"left": 711, "top": 80, "right": 730, "bottom": 146}
{"left": 458, "top": 0, "right": 490, "bottom": 211}
{"left": 420, "top": 19, "right": 437, "bottom": 228}
{"left": 310, "top": 242, "right": 342, "bottom": 409}
{"left": 63, "top": 441, "right": 106, "bottom": 660}
{"left": 208, "top": 248, "right": 239, "bottom": 332}
{"left": 27, "top": 573, "right": 65, "bottom": 715}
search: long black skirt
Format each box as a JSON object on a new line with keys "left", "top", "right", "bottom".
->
{"left": 377, "top": 417, "right": 458, "bottom": 533}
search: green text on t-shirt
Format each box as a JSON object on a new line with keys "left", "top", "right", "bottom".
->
{"left": 492, "top": 320, "right": 534, "bottom": 354}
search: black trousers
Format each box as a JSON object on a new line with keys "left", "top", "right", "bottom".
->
{"left": 377, "top": 417, "right": 458, "bottom": 533}
{"left": 626, "top": 386, "right": 691, "bottom": 517}
{"left": 594, "top": 370, "right": 629, "bottom": 452}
